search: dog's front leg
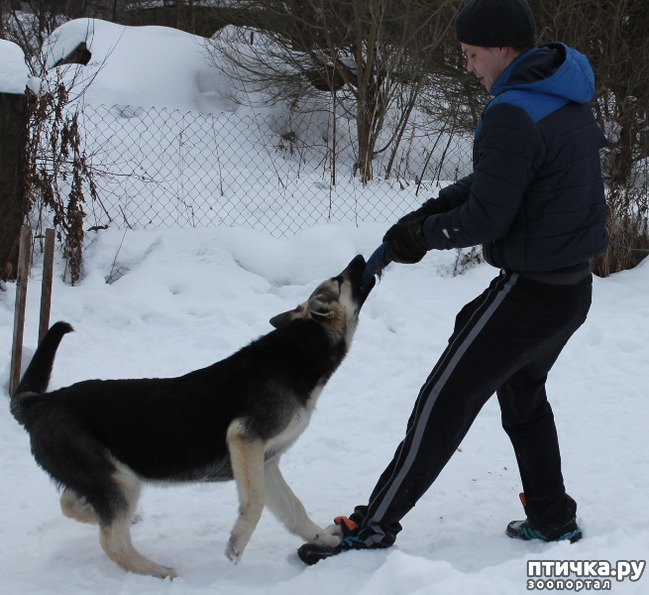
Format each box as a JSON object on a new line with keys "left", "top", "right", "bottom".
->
{"left": 225, "top": 420, "right": 266, "bottom": 563}
{"left": 264, "top": 457, "right": 341, "bottom": 547}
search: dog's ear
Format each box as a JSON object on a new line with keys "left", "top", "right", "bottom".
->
{"left": 269, "top": 299, "right": 336, "bottom": 328}
{"left": 308, "top": 298, "right": 335, "bottom": 322}
{"left": 269, "top": 306, "right": 303, "bottom": 329}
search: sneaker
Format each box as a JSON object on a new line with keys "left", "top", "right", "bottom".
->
{"left": 506, "top": 518, "right": 582, "bottom": 543}
{"left": 297, "top": 516, "right": 391, "bottom": 566}
{"left": 506, "top": 492, "right": 582, "bottom": 543}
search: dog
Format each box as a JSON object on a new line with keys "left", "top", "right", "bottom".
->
{"left": 10, "top": 255, "right": 373, "bottom": 579}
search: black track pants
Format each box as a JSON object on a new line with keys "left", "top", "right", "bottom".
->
{"left": 357, "top": 270, "right": 592, "bottom": 546}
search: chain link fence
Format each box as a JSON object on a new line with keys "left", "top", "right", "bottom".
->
{"left": 76, "top": 103, "right": 473, "bottom": 237}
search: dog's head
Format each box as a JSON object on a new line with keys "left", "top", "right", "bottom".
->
{"left": 269, "top": 255, "right": 373, "bottom": 344}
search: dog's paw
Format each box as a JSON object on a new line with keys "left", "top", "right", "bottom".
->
{"left": 225, "top": 538, "right": 241, "bottom": 564}
{"left": 324, "top": 522, "right": 343, "bottom": 538}
{"left": 311, "top": 524, "right": 342, "bottom": 547}
{"left": 153, "top": 563, "right": 178, "bottom": 580}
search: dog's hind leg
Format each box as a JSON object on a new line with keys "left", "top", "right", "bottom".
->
{"left": 263, "top": 457, "right": 341, "bottom": 547}
{"left": 62, "top": 487, "right": 142, "bottom": 525}
{"left": 98, "top": 464, "right": 177, "bottom": 579}
{"left": 225, "top": 419, "right": 266, "bottom": 563}
{"left": 61, "top": 488, "right": 99, "bottom": 524}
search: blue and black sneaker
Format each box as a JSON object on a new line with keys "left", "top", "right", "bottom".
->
{"left": 506, "top": 492, "right": 582, "bottom": 543}
{"left": 297, "top": 516, "right": 391, "bottom": 566}
{"left": 506, "top": 518, "right": 582, "bottom": 543}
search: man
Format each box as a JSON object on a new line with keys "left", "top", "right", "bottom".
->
{"left": 298, "top": 0, "right": 609, "bottom": 565}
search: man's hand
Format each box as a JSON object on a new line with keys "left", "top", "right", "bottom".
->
{"left": 383, "top": 217, "right": 431, "bottom": 264}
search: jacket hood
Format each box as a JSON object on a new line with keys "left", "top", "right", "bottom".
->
{"left": 491, "top": 43, "right": 595, "bottom": 104}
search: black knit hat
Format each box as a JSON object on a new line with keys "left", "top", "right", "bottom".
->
{"left": 455, "top": 0, "right": 536, "bottom": 47}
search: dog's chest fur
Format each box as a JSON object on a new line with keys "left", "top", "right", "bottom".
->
{"left": 263, "top": 384, "right": 323, "bottom": 462}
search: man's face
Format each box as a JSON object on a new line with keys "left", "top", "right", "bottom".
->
{"left": 461, "top": 43, "right": 512, "bottom": 91}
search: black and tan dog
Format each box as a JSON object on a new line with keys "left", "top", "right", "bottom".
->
{"left": 10, "top": 255, "right": 373, "bottom": 578}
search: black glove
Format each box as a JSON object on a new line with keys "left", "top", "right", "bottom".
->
{"left": 383, "top": 217, "right": 430, "bottom": 264}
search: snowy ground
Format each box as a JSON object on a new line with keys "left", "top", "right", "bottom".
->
{"left": 1, "top": 224, "right": 648, "bottom": 594}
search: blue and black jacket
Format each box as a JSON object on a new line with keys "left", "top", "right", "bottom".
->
{"left": 422, "top": 43, "right": 609, "bottom": 273}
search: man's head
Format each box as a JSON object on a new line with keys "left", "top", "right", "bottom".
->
{"left": 455, "top": 0, "right": 535, "bottom": 91}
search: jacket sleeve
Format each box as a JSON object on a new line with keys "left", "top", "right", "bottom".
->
{"left": 436, "top": 173, "right": 475, "bottom": 210}
{"left": 393, "top": 174, "right": 475, "bottom": 226}
{"left": 422, "top": 103, "right": 546, "bottom": 250}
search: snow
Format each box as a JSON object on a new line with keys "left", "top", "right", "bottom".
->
{"left": 0, "top": 39, "right": 29, "bottom": 93}
{"left": 42, "top": 19, "right": 237, "bottom": 113}
{"left": 1, "top": 18, "right": 648, "bottom": 595}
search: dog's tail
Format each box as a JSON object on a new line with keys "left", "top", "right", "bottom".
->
{"left": 11, "top": 322, "right": 74, "bottom": 414}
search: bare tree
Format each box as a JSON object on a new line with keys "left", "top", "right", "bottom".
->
{"left": 209, "top": 0, "right": 459, "bottom": 184}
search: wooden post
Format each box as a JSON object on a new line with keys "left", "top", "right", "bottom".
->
{"left": 39, "top": 228, "right": 55, "bottom": 343}
{"left": 0, "top": 91, "right": 28, "bottom": 280}
{"left": 9, "top": 225, "right": 32, "bottom": 395}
